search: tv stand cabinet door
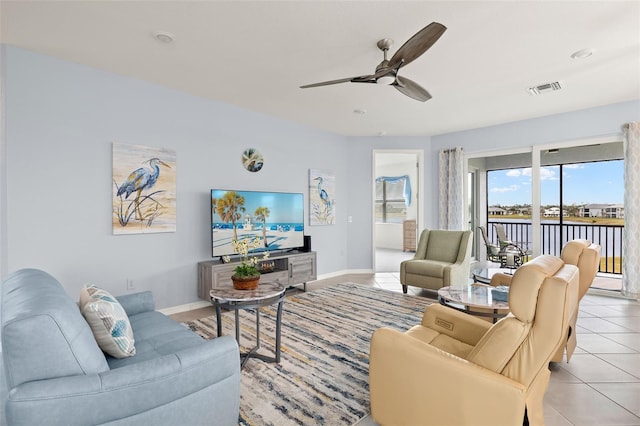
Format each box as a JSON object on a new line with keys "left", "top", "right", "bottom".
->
{"left": 288, "top": 252, "right": 317, "bottom": 285}
{"left": 198, "top": 261, "right": 235, "bottom": 299}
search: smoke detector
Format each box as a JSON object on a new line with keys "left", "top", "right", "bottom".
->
{"left": 528, "top": 81, "right": 562, "bottom": 95}
{"left": 153, "top": 31, "right": 175, "bottom": 44}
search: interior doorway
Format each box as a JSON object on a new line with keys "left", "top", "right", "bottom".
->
{"left": 373, "top": 150, "right": 423, "bottom": 272}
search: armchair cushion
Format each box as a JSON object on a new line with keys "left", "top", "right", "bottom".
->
{"left": 80, "top": 285, "right": 136, "bottom": 358}
{"left": 402, "top": 259, "right": 450, "bottom": 277}
{"left": 425, "top": 230, "right": 468, "bottom": 263}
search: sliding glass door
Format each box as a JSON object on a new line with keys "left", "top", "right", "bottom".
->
{"left": 471, "top": 139, "right": 624, "bottom": 282}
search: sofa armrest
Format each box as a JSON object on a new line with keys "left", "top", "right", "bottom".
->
{"left": 116, "top": 291, "right": 155, "bottom": 316}
{"left": 6, "top": 336, "right": 240, "bottom": 426}
{"left": 370, "top": 327, "right": 526, "bottom": 426}
{"left": 421, "top": 304, "right": 492, "bottom": 346}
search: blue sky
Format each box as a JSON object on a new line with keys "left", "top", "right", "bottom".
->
{"left": 488, "top": 160, "right": 623, "bottom": 206}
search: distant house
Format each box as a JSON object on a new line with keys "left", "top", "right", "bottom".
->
{"left": 488, "top": 206, "right": 507, "bottom": 216}
{"left": 603, "top": 204, "right": 625, "bottom": 218}
{"left": 543, "top": 207, "right": 561, "bottom": 217}
{"left": 579, "top": 204, "right": 624, "bottom": 218}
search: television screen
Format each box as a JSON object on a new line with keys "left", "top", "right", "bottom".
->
{"left": 211, "top": 189, "right": 304, "bottom": 257}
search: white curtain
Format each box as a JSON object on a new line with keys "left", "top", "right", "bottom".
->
{"left": 623, "top": 122, "right": 640, "bottom": 299}
{"left": 438, "top": 147, "right": 464, "bottom": 230}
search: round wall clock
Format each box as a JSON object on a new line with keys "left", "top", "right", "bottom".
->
{"left": 242, "top": 148, "right": 264, "bottom": 172}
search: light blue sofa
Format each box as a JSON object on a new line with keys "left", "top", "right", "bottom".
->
{"left": 1, "top": 269, "right": 241, "bottom": 426}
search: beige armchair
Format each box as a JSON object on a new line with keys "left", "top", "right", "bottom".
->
{"left": 490, "top": 239, "right": 601, "bottom": 362}
{"left": 400, "top": 229, "right": 473, "bottom": 293}
{"left": 554, "top": 239, "right": 601, "bottom": 361}
{"left": 370, "top": 255, "right": 579, "bottom": 426}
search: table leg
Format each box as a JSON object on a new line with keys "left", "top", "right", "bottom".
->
{"left": 255, "top": 307, "right": 261, "bottom": 349}
{"left": 215, "top": 305, "right": 222, "bottom": 337}
{"left": 275, "top": 299, "right": 284, "bottom": 363}
{"left": 235, "top": 309, "right": 240, "bottom": 344}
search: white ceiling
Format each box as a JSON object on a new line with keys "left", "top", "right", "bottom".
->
{"left": 2, "top": 1, "right": 639, "bottom": 136}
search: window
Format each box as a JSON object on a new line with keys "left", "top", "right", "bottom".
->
{"left": 486, "top": 158, "right": 623, "bottom": 273}
{"left": 375, "top": 175, "right": 411, "bottom": 223}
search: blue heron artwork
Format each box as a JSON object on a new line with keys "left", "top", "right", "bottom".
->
{"left": 309, "top": 169, "right": 336, "bottom": 225}
{"left": 112, "top": 143, "right": 176, "bottom": 235}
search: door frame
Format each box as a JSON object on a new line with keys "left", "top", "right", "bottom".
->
{"left": 372, "top": 149, "right": 424, "bottom": 271}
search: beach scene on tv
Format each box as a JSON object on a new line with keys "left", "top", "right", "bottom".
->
{"left": 211, "top": 190, "right": 304, "bottom": 257}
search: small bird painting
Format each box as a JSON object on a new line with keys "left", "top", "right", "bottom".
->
{"left": 309, "top": 170, "right": 335, "bottom": 225}
{"left": 117, "top": 157, "right": 170, "bottom": 220}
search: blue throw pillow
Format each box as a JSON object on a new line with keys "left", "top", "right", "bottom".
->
{"left": 80, "top": 285, "right": 136, "bottom": 358}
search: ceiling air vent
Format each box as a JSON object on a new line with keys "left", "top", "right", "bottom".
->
{"left": 528, "top": 81, "right": 562, "bottom": 95}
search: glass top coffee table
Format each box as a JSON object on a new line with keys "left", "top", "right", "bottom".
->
{"left": 437, "top": 283, "right": 510, "bottom": 323}
{"left": 472, "top": 261, "right": 517, "bottom": 285}
{"left": 210, "top": 282, "right": 286, "bottom": 368}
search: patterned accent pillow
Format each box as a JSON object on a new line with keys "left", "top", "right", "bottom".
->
{"left": 79, "top": 285, "right": 136, "bottom": 358}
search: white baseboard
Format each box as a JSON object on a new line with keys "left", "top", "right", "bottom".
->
{"left": 158, "top": 300, "right": 211, "bottom": 316}
{"left": 317, "top": 269, "right": 375, "bottom": 278}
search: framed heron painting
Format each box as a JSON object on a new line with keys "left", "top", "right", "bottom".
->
{"left": 309, "top": 169, "right": 335, "bottom": 225}
{"left": 112, "top": 142, "right": 177, "bottom": 235}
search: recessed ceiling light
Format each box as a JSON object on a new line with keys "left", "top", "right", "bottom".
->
{"left": 153, "top": 31, "right": 175, "bottom": 44}
{"left": 570, "top": 48, "right": 593, "bottom": 59}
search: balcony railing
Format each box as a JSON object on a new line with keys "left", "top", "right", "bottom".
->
{"left": 486, "top": 220, "right": 624, "bottom": 274}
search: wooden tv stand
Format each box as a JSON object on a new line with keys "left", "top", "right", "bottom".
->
{"left": 197, "top": 251, "right": 317, "bottom": 300}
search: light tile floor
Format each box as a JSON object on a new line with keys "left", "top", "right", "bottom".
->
{"left": 175, "top": 272, "right": 640, "bottom": 426}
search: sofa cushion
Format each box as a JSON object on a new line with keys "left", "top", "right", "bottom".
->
{"left": 80, "top": 285, "right": 136, "bottom": 358}
{"left": 107, "top": 310, "right": 206, "bottom": 369}
{"left": 1, "top": 269, "right": 109, "bottom": 389}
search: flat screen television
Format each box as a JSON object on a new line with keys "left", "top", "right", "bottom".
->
{"left": 211, "top": 189, "right": 304, "bottom": 258}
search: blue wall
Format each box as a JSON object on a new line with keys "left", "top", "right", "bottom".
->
{"left": 2, "top": 46, "right": 349, "bottom": 308}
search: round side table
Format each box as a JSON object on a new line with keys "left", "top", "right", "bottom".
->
{"left": 210, "top": 282, "right": 286, "bottom": 368}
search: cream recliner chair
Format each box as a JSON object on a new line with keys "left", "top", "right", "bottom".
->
{"left": 491, "top": 239, "right": 601, "bottom": 362}
{"left": 370, "top": 255, "right": 579, "bottom": 426}
{"left": 553, "top": 239, "right": 600, "bottom": 361}
{"left": 400, "top": 229, "right": 473, "bottom": 293}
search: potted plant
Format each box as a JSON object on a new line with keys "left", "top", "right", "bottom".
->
{"left": 224, "top": 237, "right": 270, "bottom": 290}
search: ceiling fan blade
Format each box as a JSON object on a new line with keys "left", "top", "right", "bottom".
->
{"left": 300, "top": 75, "right": 372, "bottom": 88}
{"left": 388, "top": 22, "right": 447, "bottom": 70}
{"left": 393, "top": 75, "right": 432, "bottom": 102}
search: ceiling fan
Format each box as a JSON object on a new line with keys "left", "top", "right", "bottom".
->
{"left": 300, "top": 22, "right": 447, "bottom": 102}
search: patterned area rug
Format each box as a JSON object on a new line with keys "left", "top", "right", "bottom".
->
{"left": 185, "top": 282, "right": 435, "bottom": 426}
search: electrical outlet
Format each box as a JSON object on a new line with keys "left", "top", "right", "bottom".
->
{"left": 126, "top": 279, "right": 135, "bottom": 290}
